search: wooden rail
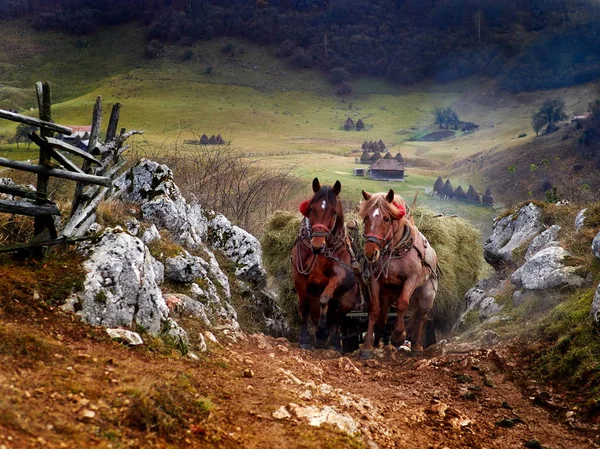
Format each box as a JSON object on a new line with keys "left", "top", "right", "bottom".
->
{"left": 0, "top": 81, "right": 142, "bottom": 255}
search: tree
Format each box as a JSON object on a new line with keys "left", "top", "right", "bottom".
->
{"left": 329, "top": 67, "right": 350, "bottom": 85}
{"left": 14, "top": 123, "right": 35, "bottom": 150}
{"left": 434, "top": 108, "right": 445, "bottom": 129}
{"left": 443, "top": 107, "right": 459, "bottom": 129}
{"left": 336, "top": 81, "right": 353, "bottom": 96}
{"left": 536, "top": 98, "right": 568, "bottom": 130}
{"left": 531, "top": 113, "right": 546, "bottom": 136}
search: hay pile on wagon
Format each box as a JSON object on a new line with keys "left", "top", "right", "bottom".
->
{"left": 262, "top": 206, "right": 486, "bottom": 338}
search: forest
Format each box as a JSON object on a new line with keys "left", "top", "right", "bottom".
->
{"left": 2, "top": 0, "right": 600, "bottom": 92}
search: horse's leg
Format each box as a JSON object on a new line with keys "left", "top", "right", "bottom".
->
{"left": 360, "top": 276, "right": 380, "bottom": 359}
{"left": 409, "top": 278, "right": 437, "bottom": 352}
{"left": 374, "top": 288, "right": 393, "bottom": 347}
{"left": 332, "top": 283, "right": 359, "bottom": 352}
{"left": 390, "top": 276, "right": 419, "bottom": 348}
{"left": 318, "top": 265, "right": 350, "bottom": 329}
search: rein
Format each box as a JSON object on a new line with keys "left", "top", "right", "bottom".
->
{"left": 368, "top": 222, "right": 414, "bottom": 280}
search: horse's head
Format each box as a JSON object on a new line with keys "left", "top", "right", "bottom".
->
{"left": 359, "top": 189, "right": 406, "bottom": 263}
{"left": 300, "top": 177, "right": 343, "bottom": 254}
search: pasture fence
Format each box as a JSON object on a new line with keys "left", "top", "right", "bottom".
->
{"left": 0, "top": 81, "right": 142, "bottom": 255}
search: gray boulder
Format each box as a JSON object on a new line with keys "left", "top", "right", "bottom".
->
{"left": 106, "top": 328, "right": 144, "bottom": 346}
{"left": 142, "top": 224, "right": 161, "bottom": 245}
{"left": 525, "top": 225, "right": 560, "bottom": 260}
{"left": 592, "top": 231, "right": 600, "bottom": 260}
{"left": 511, "top": 246, "right": 585, "bottom": 290}
{"left": 575, "top": 208, "right": 587, "bottom": 231}
{"left": 591, "top": 283, "right": 600, "bottom": 325}
{"left": 478, "top": 297, "right": 504, "bottom": 320}
{"left": 484, "top": 203, "right": 543, "bottom": 265}
{"left": 235, "top": 280, "right": 289, "bottom": 337}
{"left": 115, "top": 159, "right": 208, "bottom": 248}
{"left": 165, "top": 293, "right": 211, "bottom": 326}
{"left": 165, "top": 251, "right": 207, "bottom": 283}
{"left": 67, "top": 228, "right": 182, "bottom": 337}
{"left": 208, "top": 214, "right": 267, "bottom": 287}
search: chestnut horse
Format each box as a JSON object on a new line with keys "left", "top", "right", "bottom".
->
{"left": 358, "top": 189, "right": 438, "bottom": 358}
{"left": 292, "top": 178, "right": 359, "bottom": 350}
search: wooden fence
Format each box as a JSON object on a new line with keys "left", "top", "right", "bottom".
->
{"left": 0, "top": 82, "right": 142, "bottom": 254}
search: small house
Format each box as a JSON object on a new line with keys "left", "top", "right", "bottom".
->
{"left": 369, "top": 158, "right": 405, "bottom": 181}
{"left": 353, "top": 167, "right": 366, "bottom": 177}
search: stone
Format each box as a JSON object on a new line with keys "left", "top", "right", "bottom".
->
{"left": 338, "top": 357, "right": 361, "bottom": 374}
{"left": 575, "top": 208, "right": 587, "bottom": 231}
{"left": 512, "top": 290, "right": 524, "bottom": 307}
{"left": 592, "top": 231, "right": 600, "bottom": 259}
{"left": 511, "top": 246, "right": 585, "bottom": 290}
{"left": 484, "top": 203, "right": 543, "bottom": 265}
{"left": 165, "top": 252, "right": 207, "bottom": 283}
{"left": 525, "top": 225, "right": 560, "bottom": 260}
{"left": 141, "top": 224, "right": 160, "bottom": 245}
{"left": 478, "top": 297, "right": 503, "bottom": 320}
{"left": 273, "top": 406, "right": 291, "bottom": 419}
{"left": 79, "top": 409, "right": 96, "bottom": 421}
{"left": 208, "top": 214, "right": 267, "bottom": 287}
{"left": 243, "top": 369, "right": 254, "bottom": 378}
{"left": 235, "top": 280, "right": 289, "bottom": 337}
{"left": 204, "top": 331, "right": 219, "bottom": 344}
{"left": 481, "top": 330, "right": 499, "bottom": 345}
{"left": 114, "top": 159, "right": 208, "bottom": 248}
{"left": 125, "top": 218, "right": 140, "bottom": 236}
{"left": 288, "top": 403, "right": 359, "bottom": 435}
{"left": 198, "top": 333, "right": 208, "bottom": 352}
{"left": 166, "top": 294, "right": 211, "bottom": 326}
{"left": 465, "top": 288, "right": 488, "bottom": 310}
{"left": 74, "top": 229, "right": 170, "bottom": 336}
{"left": 106, "top": 328, "right": 144, "bottom": 346}
{"left": 591, "top": 283, "right": 600, "bottom": 325}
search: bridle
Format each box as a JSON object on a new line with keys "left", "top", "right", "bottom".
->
{"left": 309, "top": 214, "right": 337, "bottom": 240}
{"left": 363, "top": 214, "right": 395, "bottom": 252}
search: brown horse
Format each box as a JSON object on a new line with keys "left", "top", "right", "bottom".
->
{"left": 358, "top": 189, "right": 438, "bottom": 358}
{"left": 292, "top": 178, "right": 359, "bottom": 350}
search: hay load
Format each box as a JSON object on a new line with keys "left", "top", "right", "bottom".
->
{"left": 262, "top": 207, "right": 486, "bottom": 338}
{"left": 261, "top": 211, "right": 303, "bottom": 330}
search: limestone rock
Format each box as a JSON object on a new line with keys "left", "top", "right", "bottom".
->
{"left": 273, "top": 406, "right": 291, "bottom": 419}
{"left": 114, "top": 159, "right": 208, "bottom": 248}
{"left": 165, "top": 293, "right": 211, "bottom": 326}
{"left": 478, "top": 297, "right": 503, "bottom": 320}
{"left": 125, "top": 218, "right": 140, "bottom": 236}
{"left": 591, "top": 283, "right": 600, "bottom": 325}
{"left": 142, "top": 224, "right": 160, "bottom": 245}
{"left": 525, "top": 225, "right": 560, "bottom": 260}
{"left": 235, "top": 280, "right": 289, "bottom": 336}
{"left": 484, "top": 203, "right": 542, "bottom": 265}
{"left": 75, "top": 228, "right": 170, "bottom": 335}
{"left": 511, "top": 246, "right": 585, "bottom": 290}
{"left": 288, "top": 403, "right": 359, "bottom": 435}
{"left": 208, "top": 214, "right": 267, "bottom": 287}
{"left": 106, "top": 328, "right": 144, "bottom": 346}
{"left": 592, "top": 231, "right": 600, "bottom": 259}
{"left": 165, "top": 252, "right": 207, "bottom": 283}
{"left": 575, "top": 208, "right": 587, "bottom": 231}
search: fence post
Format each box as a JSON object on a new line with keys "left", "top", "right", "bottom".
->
{"left": 33, "top": 81, "right": 55, "bottom": 238}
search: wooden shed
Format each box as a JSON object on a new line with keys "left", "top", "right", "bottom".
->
{"left": 369, "top": 158, "right": 405, "bottom": 181}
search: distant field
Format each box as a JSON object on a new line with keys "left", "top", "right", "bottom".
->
{"left": 0, "top": 19, "right": 596, "bottom": 236}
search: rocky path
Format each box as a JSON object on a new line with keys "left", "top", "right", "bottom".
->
{"left": 216, "top": 334, "right": 599, "bottom": 449}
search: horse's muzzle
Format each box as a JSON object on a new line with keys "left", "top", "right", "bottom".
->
{"left": 365, "top": 248, "right": 380, "bottom": 264}
{"left": 311, "top": 236, "right": 326, "bottom": 254}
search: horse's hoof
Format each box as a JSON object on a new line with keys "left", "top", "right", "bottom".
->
{"left": 359, "top": 348, "right": 374, "bottom": 360}
{"left": 396, "top": 340, "right": 412, "bottom": 355}
{"left": 299, "top": 344, "right": 314, "bottom": 351}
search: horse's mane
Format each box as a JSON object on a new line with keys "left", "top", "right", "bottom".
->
{"left": 308, "top": 186, "right": 344, "bottom": 232}
{"left": 358, "top": 192, "right": 406, "bottom": 220}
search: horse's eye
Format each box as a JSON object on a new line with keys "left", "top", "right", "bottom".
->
{"left": 384, "top": 217, "right": 390, "bottom": 223}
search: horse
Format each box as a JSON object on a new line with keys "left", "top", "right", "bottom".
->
{"left": 358, "top": 189, "right": 438, "bottom": 358}
{"left": 291, "top": 178, "right": 359, "bottom": 350}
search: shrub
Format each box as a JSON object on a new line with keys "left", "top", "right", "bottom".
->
{"left": 276, "top": 40, "right": 295, "bottom": 58}
{"left": 181, "top": 49, "right": 193, "bottom": 61}
{"left": 329, "top": 67, "right": 350, "bottom": 85}
{"left": 336, "top": 81, "right": 353, "bottom": 96}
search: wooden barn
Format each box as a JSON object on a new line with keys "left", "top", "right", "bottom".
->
{"left": 369, "top": 158, "right": 405, "bottom": 181}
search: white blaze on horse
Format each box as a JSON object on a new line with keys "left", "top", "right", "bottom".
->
{"left": 358, "top": 189, "right": 439, "bottom": 358}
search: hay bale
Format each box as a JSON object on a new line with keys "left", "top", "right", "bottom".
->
{"left": 412, "top": 207, "right": 485, "bottom": 334}
{"left": 261, "top": 211, "right": 303, "bottom": 332}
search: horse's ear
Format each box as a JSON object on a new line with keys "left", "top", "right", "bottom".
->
{"left": 362, "top": 190, "right": 372, "bottom": 200}
{"left": 312, "top": 177, "right": 321, "bottom": 193}
{"left": 386, "top": 189, "right": 395, "bottom": 203}
{"left": 333, "top": 180, "right": 341, "bottom": 196}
